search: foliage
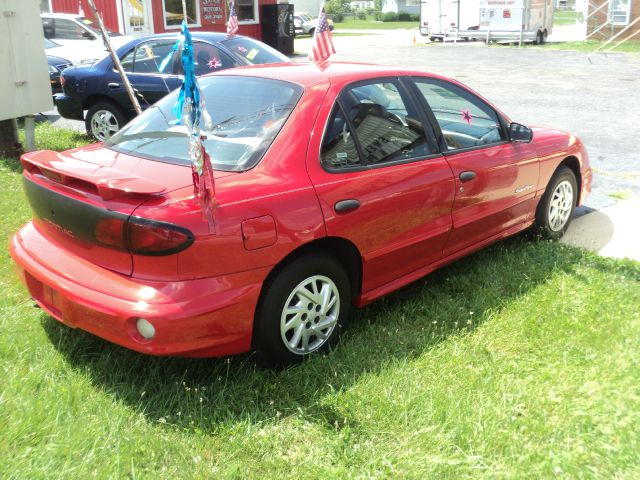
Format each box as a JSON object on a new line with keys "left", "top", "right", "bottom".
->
{"left": 398, "top": 11, "right": 411, "bottom": 21}
{"left": 382, "top": 11, "right": 398, "bottom": 22}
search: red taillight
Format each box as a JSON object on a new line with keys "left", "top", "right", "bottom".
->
{"left": 94, "top": 217, "right": 127, "bottom": 249}
{"left": 60, "top": 74, "right": 66, "bottom": 87}
{"left": 94, "top": 216, "right": 193, "bottom": 255}
{"left": 127, "top": 217, "right": 194, "bottom": 256}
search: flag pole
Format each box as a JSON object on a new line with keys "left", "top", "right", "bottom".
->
{"left": 182, "top": 0, "right": 188, "bottom": 22}
{"left": 86, "top": 0, "right": 142, "bottom": 116}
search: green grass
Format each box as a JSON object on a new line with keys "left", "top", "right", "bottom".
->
{"left": 2, "top": 125, "right": 640, "bottom": 478}
{"left": 553, "top": 10, "right": 584, "bottom": 27}
{"left": 334, "top": 17, "right": 418, "bottom": 30}
{"left": 608, "top": 191, "right": 632, "bottom": 200}
{"left": 540, "top": 39, "right": 640, "bottom": 53}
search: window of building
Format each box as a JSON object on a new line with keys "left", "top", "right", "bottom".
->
{"left": 609, "top": 0, "right": 632, "bottom": 25}
{"left": 163, "top": 0, "right": 200, "bottom": 28}
{"left": 237, "top": 0, "right": 259, "bottom": 23}
{"left": 413, "top": 78, "right": 504, "bottom": 151}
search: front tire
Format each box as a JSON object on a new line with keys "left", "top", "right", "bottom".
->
{"left": 534, "top": 166, "right": 577, "bottom": 239}
{"left": 253, "top": 254, "right": 351, "bottom": 368}
{"left": 85, "top": 101, "right": 126, "bottom": 141}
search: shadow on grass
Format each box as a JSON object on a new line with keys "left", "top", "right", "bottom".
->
{"left": 41, "top": 236, "right": 637, "bottom": 433}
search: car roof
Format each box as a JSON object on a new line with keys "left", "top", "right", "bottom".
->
{"left": 127, "top": 32, "right": 235, "bottom": 43}
{"left": 41, "top": 13, "right": 83, "bottom": 19}
{"left": 212, "top": 61, "right": 441, "bottom": 88}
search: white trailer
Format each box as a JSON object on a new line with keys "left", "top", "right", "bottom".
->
{"left": 419, "top": 0, "right": 481, "bottom": 40}
{"left": 420, "top": 0, "right": 554, "bottom": 44}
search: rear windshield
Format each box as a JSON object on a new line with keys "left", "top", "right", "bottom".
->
{"left": 104, "top": 76, "right": 303, "bottom": 172}
{"left": 220, "top": 37, "right": 291, "bottom": 65}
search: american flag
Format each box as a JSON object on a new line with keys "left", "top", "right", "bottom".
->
{"left": 309, "top": 5, "right": 335, "bottom": 62}
{"left": 227, "top": 0, "right": 239, "bottom": 35}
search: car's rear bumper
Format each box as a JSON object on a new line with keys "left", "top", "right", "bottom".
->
{"left": 10, "top": 222, "right": 269, "bottom": 358}
{"left": 55, "top": 94, "right": 84, "bottom": 121}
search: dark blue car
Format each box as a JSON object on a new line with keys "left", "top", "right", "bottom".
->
{"left": 56, "top": 32, "right": 291, "bottom": 140}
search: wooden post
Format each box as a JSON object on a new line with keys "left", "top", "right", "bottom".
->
{"left": 24, "top": 116, "right": 35, "bottom": 152}
{"left": 86, "top": 0, "right": 142, "bottom": 116}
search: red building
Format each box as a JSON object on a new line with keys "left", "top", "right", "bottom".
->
{"left": 45, "top": 0, "right": 279, "bottom": 41}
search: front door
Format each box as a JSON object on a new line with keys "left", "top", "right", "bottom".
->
{"left": 306, "top": 78, "right": 456, "bottom": 295}
{"left": 123, "top": 0, "right": 154, "bottom": 37}
{"left": 411, "top": 77, "right": 539, "bottom": 256}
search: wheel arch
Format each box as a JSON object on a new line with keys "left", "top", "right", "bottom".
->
{"left": 81, "top": 94, "right": 119, "bottom": 113}
{"left": 558, "top": 155, "right": 582, "bottom": 203}
{"left": 259, "top": 236, "right": 363, "bottom": 306}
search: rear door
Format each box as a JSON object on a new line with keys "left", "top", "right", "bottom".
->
{"left": 306, "top": 78, "right": 455, "bottom": 294}
{"left": 107, "top": 38, "right": 183, "bottom": 112}
{"left": 411, "top": 76, "right": 539, "bottom": 256}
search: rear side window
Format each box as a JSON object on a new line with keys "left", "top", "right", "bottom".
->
{"left": 413, "top": 78, "right": 505, "bottom": 151}
{"left": 130, "top": 39, "right": 179, "bottom": 74}
{"left": 321, "top": 80, "right": 437, "bottom": 170}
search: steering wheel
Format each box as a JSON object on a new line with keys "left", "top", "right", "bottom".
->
{"left": 475, "top": 129, "right": 498, "bottom": 146}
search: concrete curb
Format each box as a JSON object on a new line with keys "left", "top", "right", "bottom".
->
{"left": 561, "top": 198, "right": 640, "bottom": 261}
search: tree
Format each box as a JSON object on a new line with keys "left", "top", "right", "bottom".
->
{"left": 0, "top": 120, "right": 20, "bottom": 159}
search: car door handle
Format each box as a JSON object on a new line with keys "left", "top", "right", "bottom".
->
{"left": 459, "top": 171, "right": 477, "bottom": 182}
{"left": 107, "top": 82, "right": 120, "bottom": 88}
{"left": 334, "top": 199, "right": 360, "bottom": 213}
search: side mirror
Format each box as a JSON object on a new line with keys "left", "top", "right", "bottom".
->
{"left": 509, "top": 123, "right": 533, "bottom": 143}
{"left": 82, "top": 30, "right": 95, "bottom": 40}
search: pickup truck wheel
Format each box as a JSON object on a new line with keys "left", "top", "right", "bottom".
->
{"left": 86, "top": 102, "right": 125, "bottom": 141}
{"left": 534, "top": 167, "right": 577, "bottom": 240}
{"left": 308, "top": 27, "right": 315, "bottom": 37}
{"left": 253, "top": 254, "right": 351, "bottom": 368}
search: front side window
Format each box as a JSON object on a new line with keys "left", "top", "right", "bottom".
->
{"left": 220, "top": 36, "right": 290, "bottom": 65}
{"left": 609, "top": 0, "right": 632, "bottom": 25}
{"left": 163, "top": 0, "right": 200, "bottom": 27}
{"left": 321, "top": 80, "right": 436, "bottom": 170}
{"left": 237, "top": 0, "right": 258, "bottom": 22}
{"left": 413, "top": 78, "right": 504, "bottom": 151}
{"left": 104, "top": 76, "right": 302, "bottom": 172}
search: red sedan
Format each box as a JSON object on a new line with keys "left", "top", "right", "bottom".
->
{"left": 10, "top": 62, "right": 592, "bottom": 367}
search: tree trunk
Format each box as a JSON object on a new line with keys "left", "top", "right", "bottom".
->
{"left": 0, "top": 119, "right": 21, "bottom": 159}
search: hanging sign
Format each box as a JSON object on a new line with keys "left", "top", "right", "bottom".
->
{"left": 201, "top": 0, "right": 226, "bottom": 25}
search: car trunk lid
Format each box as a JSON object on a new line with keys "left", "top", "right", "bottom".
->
{"left": 21, "top": 145, "right": 235, "bottom": 276}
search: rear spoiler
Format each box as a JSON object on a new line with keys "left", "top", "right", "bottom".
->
{"left": 21, "top": 150, "right": 166, "bottom": 201}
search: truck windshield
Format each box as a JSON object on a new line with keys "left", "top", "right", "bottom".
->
{"left": 104, "top": 76, "right": 303, "bottom": 172}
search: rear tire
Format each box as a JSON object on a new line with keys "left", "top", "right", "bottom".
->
{"left": 85, "top": 101, "right": 126, "bottom": 141}
{"left": 534, "top": 166, "right": 577, "bottom": 240}
{"left": 253, "top": 254, "right": 351, "bottom": 368}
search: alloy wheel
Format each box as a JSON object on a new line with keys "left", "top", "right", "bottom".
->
{"left": 548, "top": 180, "right": 573, "bottom": 231}
{"left": 280, "top": 275, "right": 340, "bottom": 355}
{"left": 91, "top": 109, "right": 120, "bottom": 141}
